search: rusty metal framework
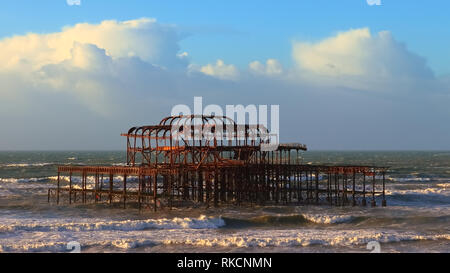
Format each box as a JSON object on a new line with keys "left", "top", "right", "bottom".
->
{"left": 49, "top": 115, "right": 389, "bottom": 211}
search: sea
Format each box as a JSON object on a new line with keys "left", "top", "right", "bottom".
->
{"left": 0, "top": 151, "right": 448, "bottom": 253}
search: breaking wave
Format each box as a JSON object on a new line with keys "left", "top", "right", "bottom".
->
{"left": 1, "top": 228, "right": 448, "bottom": 252}
{"left": 0, "top": 215, "right": 225, "bottom": 233}
{"left": 222, "top": 213, "right": 358, "bottom": 227}
{"left": 0, "top": 163, "right": 56, "bottom": 168}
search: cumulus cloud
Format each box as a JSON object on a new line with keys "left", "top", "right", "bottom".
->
{"left": 190, "top": 59, "right": 239, "bottom": 81}
{"left": 0, "top": 18, "right": 185, "bottom": 71}
{"left": 0, "top": 20, "right": 449, "bottom": 150}
{"left": 292, "top": 28, "right": 435, "bottom": 91}
{"left": 0, "top": 18, "right": 187, "bottom": 116}
{"left": 249, "top": 59, "right": 283, "bottom": 76}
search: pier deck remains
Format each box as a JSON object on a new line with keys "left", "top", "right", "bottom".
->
{"left": 49, "top": 115, "right": 388, "bottom": 210}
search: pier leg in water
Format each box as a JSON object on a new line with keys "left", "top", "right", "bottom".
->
{"left": 382, "top": 172, "right": 387, "bottom": 207}
{"left": 371, "top": 173, "right": 376, "bottom": 207}
{"left": 362, "top": 174, "right": 367, "bottom": 206}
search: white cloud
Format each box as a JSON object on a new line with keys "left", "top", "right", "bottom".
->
{"left": 0, "top": 20, "right": 449, "bottom": 150}
{"left": 292, "top": 28, "right": 435, "bottom": 91}
{"left": 0, "top": 18, "right": 187, "bottom": 116}
{"left": 67, "top": 0, "right": 81, "bottom": 6}
{"left": 195, "top": 59, "right": 239, "bottom": 81}
{"left": 249, "top": 59, "right": 283, "bottom": 76}
{"left": 0, "top": 18, "right": 185, "bottom": 72}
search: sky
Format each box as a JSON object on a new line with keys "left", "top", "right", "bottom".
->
{"left": 0, "top": 0, "right": 449, "bottom": 150}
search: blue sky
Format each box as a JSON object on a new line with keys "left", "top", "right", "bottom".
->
{"left": 0, "top": 1, "right": 449, "bottom": 150}
{"left": 1, "top": 0, "right": 449, "bottom": 75}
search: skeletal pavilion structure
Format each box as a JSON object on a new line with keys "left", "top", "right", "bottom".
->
{"left": 49, "top": 115, "right": 389, "bottom": 210}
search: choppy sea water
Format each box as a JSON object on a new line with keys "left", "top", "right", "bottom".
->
{"left": 0, "top": 151, "right": 448, "bottom": 253}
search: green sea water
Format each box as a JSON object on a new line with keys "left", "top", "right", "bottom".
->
{"left": 0, "top": 151, "right": 448, "bottom": 253}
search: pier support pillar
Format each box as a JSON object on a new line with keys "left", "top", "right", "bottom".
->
{"left": 56, "top": 172, "right": 60, "bottom": 205}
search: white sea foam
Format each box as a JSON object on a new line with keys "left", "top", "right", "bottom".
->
{"left": 112, "top": 163, "right": 129, "bottom": 166}
{"left": 48, "top": 175, "right": 137, "bottom": 184}
{"left": 0, "top": 215, "right": 225, "bottom": 233}
{"left": 385, "top": 187, "right": 450, "bottom": 196}
{"left": 0, "top": 177, "right": 49, "bottom": 183}
{"left": 0, "top": 175, "right": 136, "bottom": 184}
{"left": 1, "top": 163, "right": 55, "bottom": 168}
{"left": 162, "top": 230, "right": 450, "bottom": 248}
{"left": 388, "top": 177, "right": 449, "bottom": 182}
{"left": 301, "top": 214, "right": 355, "bottom": 224}
{"left": 0, "top": 228, "right": 448, "bottom": 252}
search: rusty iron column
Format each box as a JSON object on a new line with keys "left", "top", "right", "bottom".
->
{"left": 352, "top": 172, "right": 356, "bottom": 206}
{"left": 138, "top": 174, "right": 142, "bottom": 211}
{"left": 82, "top": 172, "right": 86, "bottom": 204}
{"left": 342, "top": 173, "right": 347, "bottom": 206}
{"left": 69, "top": 172, "right": 72, "bottom": 204}
{"left": 198, "top": 170, "right": 203, "bottom": 203}
{"left": 154, "top": 173, "right": 158, "bottom": 212}
{"left": 123, "top": 174, "right": 127, "bottom": 209}
{"left": 214, "top": 169, "right": 219, "bottom": 207}
{"left": 371, "top": 173, "right": 376, "bottom": 207}
{"left": 328, "top": 172, "right": 332, "bottom": 206}
{"left": 168, "top": 173, "right": 173, "bottom": 210}
{"left": 334, "top": 173, "right": 338, "bottom": 206}
{"left": 94, "top": 173, "right": 98, "bottom": 204}
{"left": 382, "top": 171, "right": 387, "bottom": 207}
{"left": 57, "top": 171, "right": 60, "bottom": 205}
{"left": 362, "top": 173, "right": 367, "bottom": 206}
{"left": 298, "top": 170, "right": 302, "bottom": 203}
{"left": 315, "top": 170, "right": 319, "bottom": 204}
{"left": 109, "top": 173, "right": 113, "bottom": 204}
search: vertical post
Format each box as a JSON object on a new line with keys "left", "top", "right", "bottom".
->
{"left": 57, "top": 171, "right": 60, "bottom": 205}
{"left": 214, "top": 169, "right": 219, "bottom": 207}
{"left": 82, "top": 172, "right": 86, "bottom": 204}
{"left": 154, "top": 173, "right": 158, "bottom": 212}
{"left": 69, "top": 172, "right": 72, "bottom": 204}
{"left": 328, "top": 172, "right": 332, "bottom": 206}
{"left": 334, "top": 173, "right": 338, "bottom": 206}
{"left": 94, "top": 173, "right": 98, "bottom": 204}
{"left": 138, "top": 175, "right": 142, "bottom": 211}
{"left": 371, "top": 173, "right": 376, "bottom": 207}
{"left": 352, "top": 172, "right": 356, "bottom": 206}
{"left": 123, "top": 174, "right": 127, "bottom": 209}
{"left": 206, "top": 171, "right": 211, "bottom": 206}
{"left": 274, "top": 164, "right": 278, "bottom": 204}
{"left": 198, "top": 170, "right": 203, "bottom": 203}
{"left": 109, "top": 173, "right": 113, "bottom": 204}
{"left": 221, "top": 170, "right": 226, "bottom": 203}
{"left": 342, "top": 173, "right": 347, "bottom": 206}
{"left": 168, "top": 173, "right": 172, "bottom": 210}
{"left": 362, "top": 174, "right": 367, "bottom": 206}
{"left": 382, "top": 171, "right": 387, "bottom": 207}
{"left": 190, "top": 171, "right": 195, "bottom": 202}
{"left": 305, "top": 171, "right": 309, "bottom": 203}
{"left": 315, "top": 170, "right": 319, "bottom": 204}
{"left": 298, "top": 171, "right": 302, "bottom": 203}
{"left": 288, "top": 165, "right": 292, "bottom": 203}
